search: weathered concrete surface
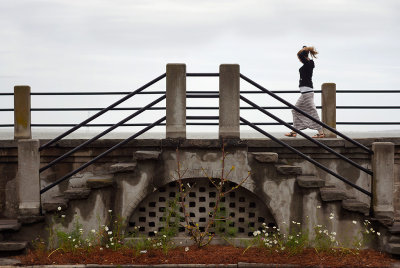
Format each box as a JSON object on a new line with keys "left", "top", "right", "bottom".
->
{"left": 14, "top": 85, "right": 31, "bottom": 140}
{"left": 1, "top": 137, "right": 400, "bottom": 251}
{"left": 219, "top": 64, "right": 240, "bottom": 139}
{"left": 166, "top": 63, "right": 186, "bottom": 139}
{"left": 372, "top": 142, "right": 395, "bottom": 220}
{"left": 321, "top": 83, "right": 336, "bottom": 138}
{"left": 17, "top": 139, "right": 40, "bottom": 215}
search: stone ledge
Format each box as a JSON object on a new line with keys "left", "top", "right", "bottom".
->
{"left": 275, "top": 165, "right": 302, "bottom": 175}
{"left": 0, "top": 241, "right": 27, "bottom": 251}
{"left": 320, "top": 187, "right": 348, "bottom": 202}
{"left": 17, "top": 215, "right": 45, "bottom": 225}
{"left": 64, "top": 188, "right": 91, "bottom": 200}
{"left": 342, "top": 198, "right": 370, "bottom": 216}
{"left": 251, "top": 152, "right": 278, "bottom": 163}
{"left": 133, "top": 151, "right": 161, "bottom": 160}
{"left": 42, "top": 197, "right": 68, "bottom": 212}
{"left": 0, "top": 220, "right": 20, "bottom": 232}
{"left": 296, "top": 176, "right": 325, "bottom": 188}
{"left": 109, "top": 162, "right": 137, "bottom": 173}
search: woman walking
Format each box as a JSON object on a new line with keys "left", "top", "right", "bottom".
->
{"left": 285, "top": 46, "right": 325, "bottom": 138}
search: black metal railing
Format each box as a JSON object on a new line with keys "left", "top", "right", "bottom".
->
{"left": 39, "top": 73, "right": 166, "bottom": 151}
{"left": 240, "top": 117, "right": 371, "bottom": 197}
{"left": 40, "top": 116, "right": 166, "bottom": 194}
{"left": 239, "top": 74, "right": 374, "bottom": 197}
{"left": 39, "top": 74, "right": 167, "bottom": 194}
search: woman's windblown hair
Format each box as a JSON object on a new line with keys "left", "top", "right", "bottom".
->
{"left": 297, "top": 46, "right": 318, "bottom": 63}
{"left": 305, "top": 46, "right": 318, "bottom": 59}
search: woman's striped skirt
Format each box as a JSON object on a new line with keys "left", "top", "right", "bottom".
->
{"left": 292, "top": 92, "right": 323, "bottom": 131}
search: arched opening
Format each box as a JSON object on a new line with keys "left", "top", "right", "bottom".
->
{"left": 128, "top": 178, "right": 277, "bottom": 238}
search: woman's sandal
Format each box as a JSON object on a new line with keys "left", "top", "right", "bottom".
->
{"left": 284, "top": 132, "right": 297, "bottom": 137}
{"left": 312, "top": 133, "right": 326, "bottom": 138}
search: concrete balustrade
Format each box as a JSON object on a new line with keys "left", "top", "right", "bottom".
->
{"left": 14, "top": 85, "right": 31, "bottom": 139}
{"left": 372, "top": 142, "right": 395, "bottom": 220}
{"left": 17, "top": 139, "right": 41, "bottom": 215}
{"left": 321, "top": 83, "right": 336, "bottom": 138}
{"left": 166, "top": 64, "right": 186, "bottom": 139}
{"left": 219, "top": 64, "right": 240, "bottom": 139}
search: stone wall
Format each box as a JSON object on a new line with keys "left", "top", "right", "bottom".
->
{"left": 0, "top": 137, "right": 399, "bottom": 247}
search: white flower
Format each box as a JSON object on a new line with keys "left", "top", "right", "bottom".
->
{"left": 262, "top": 223, "right": 266, "bottom": 226}
{"left": 73, "top": 239, "right": 76, "bottom": 242}
{"left": 61, "top": 215, "right": 66, "bottom": 218}
{"left": 100, "top": 247, "right": 103, "bottom": 251}
{"left": 105, "top": 226, "right": 109, "bottom": 231}
{"left": 352, "top": 220, "right": 357, "bottom": 224}
{"left": 106, "top": 244, "right": 109, "bottom": 248}
{"left": 110, "top": 237, "right": 113, "bottom": 242}
{"left": 317, "top": 205, "right": 321, "bottom": 209}
{"left": 111, "top": 243, "right": 114, "bottom": 246}
{"left": 57, "top": 206, "right": 62, "bottom": 211}
{"left": 108, "top": 231, "right": 112, "bottom": 235}
{"left": 91, "top": 229, "right": 96, "bottom": 233}
{"left": 68, "top": 236, "right": 71, "bottom": 239}
{"left": 273, "top": 240, "right": 277, "bottom": 244}
{"left": 329, "top": 216, "right": 334, "bottom": 220}
{"left": 163, "top": 235, "right": 167, "bottom": 238}
{"left": 185, "top": 246, "right": 189, "bottom": 252}
{"left": 147, "top": 238, "right": 151, "bottom": 241}
{"left": 88, "top": 242, "right": 92, "bottom": 247}
{"left": 108, "top": 210, "right": 112, "bottom": 213}
{"left": 154, "top": 231, "right": 158, "bottom": 234}
{"left": 140, "top": 250, "right": 147, "bottom": 254}
{"left": 74, "top": 245, "right": 78, "bottom": 248}
{"left": 281, "top": 247, "right": 285, "bottom": 251}
{"left": 297, "top": 222, "right": 300, "bottom": 225}
{"left": 295, "top": 240, "right": 299, "bottom": 244}
{"left": 377, "top": 232, "right": 381, "bottom": 236}
{"left": 331, "top": 232, "right": 336, "bottom": 236}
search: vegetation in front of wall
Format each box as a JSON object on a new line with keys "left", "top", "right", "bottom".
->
{"left": 173, "top": 144, "right": 250, "bottom": 248}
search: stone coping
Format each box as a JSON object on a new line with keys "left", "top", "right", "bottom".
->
{"left": 1, "top": 137, "right": 399, "bottom": 149}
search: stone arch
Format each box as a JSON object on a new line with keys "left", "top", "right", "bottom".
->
{"left": 125, "top": 176, "right": 280, "bottom": 238}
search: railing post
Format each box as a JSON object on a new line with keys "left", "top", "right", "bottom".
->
{"left": 321, "top": 83, "right": 336, "bottom": 138}
{"left": 219, "top": 64, "right": 240, "bottom": 139}
{"left": 166, "top": 64, "right": 186, "bottom": 139}
{"left": 17, "top": 139, "right": 40, "bottom": 215}
{"left": 372, "top": 142, "right": 394, "bottom": 221}
{"left": 14, "top": 85, "right": 31, "bottom": 139}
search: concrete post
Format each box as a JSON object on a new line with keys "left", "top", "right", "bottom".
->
{"left": 321, "top": 83, "right": 336, "bottom": 138}
{"left": 372, "top": 142, "right": 394, "bottom": 220}
{"left": 14, "top": 85, "right": 32, "bottom": 140}
{"left": 219, "top": 64, "right": 240, "bottom": 139}
{"left": 166, "top": 64, "right": 186, "bottom": 139}
{"left": 17, "top": 139, "right": 40, "bottom": 215}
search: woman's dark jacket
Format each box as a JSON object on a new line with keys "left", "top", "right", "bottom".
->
{"left": 299, "top": 60, "right": 314, "bottom": 88}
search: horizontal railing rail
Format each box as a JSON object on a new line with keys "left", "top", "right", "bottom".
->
{"left": 40, "top": 116, "right": 166, "bottom": 194}
{"left": 240, "top": 116, "right": 372, "bottom": 197}
{"left": 2, "top": 89, "right": 400, "bottom": 97}
{"left": 240, "top": 73, "right": 374, "bottom": 154}
{"left": 38, "top": 73, "right": 166, "bottom": 151}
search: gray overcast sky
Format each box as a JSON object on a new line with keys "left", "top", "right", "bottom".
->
{"left": 0, "top": 0, "right": 399, "bottom": 136}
